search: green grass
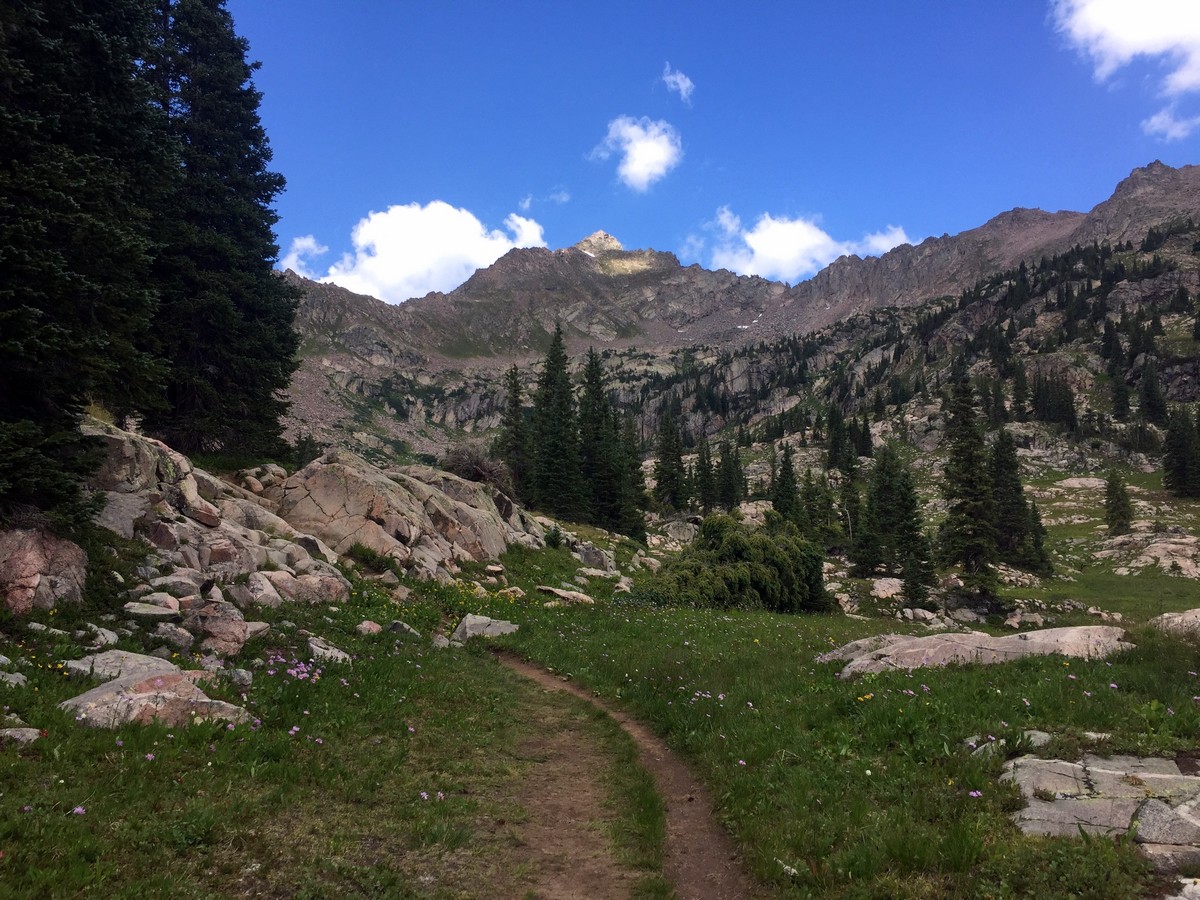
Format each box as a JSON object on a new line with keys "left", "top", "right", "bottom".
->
{"left": 456, "top": 581, "right": 1200, "bottom": 898}
{"left": 0, "top": 577, "right": 668, "bottom": 897}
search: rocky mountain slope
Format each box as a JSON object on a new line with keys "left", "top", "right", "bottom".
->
{"left": 284, "top": 161, "right": 1200, "bottom": 460}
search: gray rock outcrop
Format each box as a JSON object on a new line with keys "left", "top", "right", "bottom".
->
{"left": 819, "top": 626, "right": 1132, "bottom": 678}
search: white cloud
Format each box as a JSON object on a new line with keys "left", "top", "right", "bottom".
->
{"left": 280, "top": 234, "right": 328, "bottom": 277}
{"left": 519, "top": 188, "right": 571, "bottom": 211}
{"left": 1053, "top": 0, "right": 1200, "bottom": 139}
{"left": 591, "top": 115, "right": 683, "bottom": 192}
{"left": 1142, "top": 105, "right": 1200, "bottom": 139}
{"left": 662, "top": 62, "right": 695, "bottom": 105}
{"left": 309, "top": 201, "right": 545, "bottom": 303}
{"left": 708, "top": 206, "right": 910, "bottom": 283}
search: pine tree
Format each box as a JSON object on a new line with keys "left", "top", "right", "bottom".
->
{"left": 851, "top": 443, "right": 932, "bottom": 597}
{"left": 616, "top": 414, "right": 648, "bottom": 542}
{"left": 938, "top": 378, "right": 997, "bottom": 597}
{"left": 1164, "top": 407, "right": 1200, "bottom": 498}
{"left": 694, "top": 434, "right": 716, "bottom": 514}
{"left": 1139, "top": 362, "right": 1169, "bottom": 427}
{"left": 141, "top": 0, "right": 299, "bottom": 455}
{"left": 1, "top": 0, "right": 171, "bottom": 518}
{"left": 494, "top": 365, "right": 532, "bottom": 500}
{"left": 989, "top": 429, "right": 1027, "bottom": 562}
{"left": 578, "top": 348, "right": 619, "bottom": 527}
{"left": 653, "top": 413, "right": 685, "bottom": 511}
{"left": 530, "top": 325, "right": 583, "bottom": 518}
{"left": 771, "top": 444, "right": 800, "bottom": 523}
{"left": 1104, "top": 470, "right": 1133, "bottom": 535}
{"left": 716, "top": 440, "right": 742, "bottom": 510}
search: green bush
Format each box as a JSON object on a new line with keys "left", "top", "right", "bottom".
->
{"left": 635, "top": 515, "right": 829, "bottom": 613}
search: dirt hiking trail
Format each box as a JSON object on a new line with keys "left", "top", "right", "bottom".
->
{"left": 497, "top": 651, "right": 761, "bottom": 899}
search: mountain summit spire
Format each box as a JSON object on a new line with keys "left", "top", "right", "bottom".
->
{"left": 573, "top": 231, "right": 623, "bottom": 255}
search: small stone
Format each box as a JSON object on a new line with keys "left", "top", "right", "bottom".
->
{"left": 389, "top": 620, "right": 421, "bottom": 639}
{"left": 123, "top": 601, "right": 182, "bottom": 621}
{"left": 1, "top": 672, "right": 29, "bottom": 688}
{"left": 355, "top": 620, "right": 382, "bottom": 636}
{"left": 0, "top": 727, "right": 42, "bottom": 745}
{"left": 308, "top": 636, "right": 351, "bottom": 664}
{"left": 228, "top": 669, "right": 253, "bottom": 688}
{"left": 430, "top": 634, "right": 450, "bottom": 650}
{"left": 245, "top": 621, "right": 270, "bottom": 639}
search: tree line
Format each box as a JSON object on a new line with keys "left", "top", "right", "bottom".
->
{"left": 1, "top": 0, "right": 296, "bottom": 523}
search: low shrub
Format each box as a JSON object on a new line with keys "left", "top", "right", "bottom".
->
{"left": 634, "top": 515, "right": 829, "bottom": 614}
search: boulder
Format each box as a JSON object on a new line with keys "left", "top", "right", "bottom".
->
{"left": 356, "top": 620, "right": 382, "bottom": 635}
{"left": 536, "top": 585, "right": 595, "bottom": 605}
{"left": 123, "top": 601, "right": 182, "bottom": 622}
{"left": 224, "top": 571, "right": 285, "bottom": 609}
{"left": 1151, "top": 609, "right": 1200, "bottom": 639}
{"left": 0, "top": 529, "right": 87, "bottom": 615}
{"left": 819, "top": 626, "right": 1132, "bottom": 678}
{"left": 154, "top": 622, "right": 194, "bottom": 650}
{"left": 0, "top": 727, "right": 41, "bottom": 745}
{"left": 871, "top": 577, "right": 904, "bottom": 600}
{"left": 451, "top": 614, "right": 519, "bottom": 641}
{"left": 60, "top": 670, "right": 249, "bottom": 729}
{"left": 183, "top": 601, "right": 248, "bottom": 656}
{"left": 65, "top": 650, "right": 179, "bottom": 681}
{"left": 261, "top": 570, "right": 350, "bottom": 605}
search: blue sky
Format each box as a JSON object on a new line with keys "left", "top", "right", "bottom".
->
{"left": 228, "top": 1, "right": 1200, "bottom": 303}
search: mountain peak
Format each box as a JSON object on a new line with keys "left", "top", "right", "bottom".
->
{"left": 573, "top": 231, "right": 623, "bottom": 255}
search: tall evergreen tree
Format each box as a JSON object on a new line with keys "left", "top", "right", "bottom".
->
{"left": 652, "top": 413, "right": 686, "bottom": 511}
{"left": 851, "top": 443, "right": 933, "bottom": 600}
{"left": 530, "top": 325, "right": 583, "bottom": 518}
{"left": 493, "top": 364, "right": 531, "bottom": 499}
{"left": 1, "top": 0, "right": 171, "bottom": 518}
{"left": 1139, "top": 362, "right": 1169, "bottom": 427}
{"left": 694, "top": 434, "right": 716, "bottom": 515}
{"left": 989, "top": 429, "right": 1051, "bottom": 574}
{"left": 771, "top": 444, "right": 800, "bottom": 523}
{"left": 1104, "top": 470, "right": 1133, "bottom": 535}
{"left": 616, "top": 414, "right": 648, "bottom": 542}
{"left": 578, "top": 348, "right": 620, "bottom": 527}
{"left": 141, "top": 0, "right": 299, "bottom": 454}
{"left": 938, "top": 379, "right": 998, "bottom": 597}
{"left": 1164, "top": 407, "right": 1200, "bottom": 499}
{"left": 716, "top": 440, "right": 743, "bottom": 510}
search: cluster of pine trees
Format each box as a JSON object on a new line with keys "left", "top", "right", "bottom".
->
{"left": 494, "top": 327, "right": 647, "bottom": 540}
{"left": 1, "top": 0, "right": 296, "bottom": 522}
{"left": 650, "top": 419, "right": 746, "bottom": 514}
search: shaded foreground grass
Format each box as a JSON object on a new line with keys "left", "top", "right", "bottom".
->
{"left": 463, "top": 583, "right": 1200, "bottom": 898}
{"left": 0, "top": 584, "right": 667, "bottom": 898}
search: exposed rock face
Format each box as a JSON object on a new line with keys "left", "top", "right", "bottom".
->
{"left": 266, "top": 451, "right": 544, "bottom": 581}
{"left": 819, "top": 626, "right": 1132, "bottom": 679}
{"left": 0, "top": 529, "right": 87, "bottom": 615}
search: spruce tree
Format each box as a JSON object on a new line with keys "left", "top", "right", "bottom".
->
{"left": 938, "top": 378, "right": 997, "bottom": 597}
{"left": 493, "top": 365, "right": 531, "bottom": 499}
{"left": 652, "top": 413, "right": 685, "bottom": 511}
{"left": 1104, "top": 470, "right": 1133, "bottom": 535}
{"left": 616, "top": 414, "right": 648, "bottom": 542}
{"left": 771, "top": 444, "right": 800, "bottom": 523}
{"left": 1164, "top": 407, "right": 1200, "bottom": 498}
{"left": 851, "top": 443, "right": 933, "bottom": 598}
{"left": 530, "top": 325, "right": 583, "bottom": 518}
{"left": 694, "top": 434, "right": 716, "bottom": 515}
{"left": 142, "top": 0, "right": 299, "bottom": 455}
{"left": 0, "top": 0, "right": 171, "bottom": 518}
{"left": 578, "top": 348, "right": 619, "bottom": 527}
{"left": 716, "top": 440, "right": 742, "bottom": 510}
{"left": 1139, "top": 362, "right": 1169, "bottom": 427}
